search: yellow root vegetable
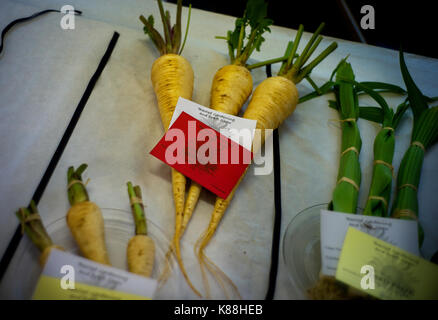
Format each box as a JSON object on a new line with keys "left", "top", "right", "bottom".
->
{"left": 16, "top": 201, "right": 65, "bottom": 267}
{"left": 66, "top": 164, "right": 110, "bottom": 265}
{"left": 210, "top": 65, "right": 253, "bottom": 115}
{"left": 244, "top": 76, "right": 298, "bottom": 129}
{"left": 195, "top": 77, "right": 297, "bottom": 298}
{"left": 196, "top": 23, "right": 338, "bottom": 297}
{"left": 127, "top": 235, "right": 155, "bottom": 277}
{"left": 172, "top": 64, "right": 253, "bottom": 289}
{"left": 126, "top": 182, "right": 156, "bottom": 278}
{"left": 179, "top": 65, "right": 252, "bottom": 235}
{"left": 150, "top": 54, "right": 193, "bottom": 236}
{"left": 150, "top": 53, "right": 194, "bottom": 130}
{"left": 140, "top": 1, "right": 201, "bottom": 296}
{"left": 67, "top": 201, "right": 110, "bottom": 265}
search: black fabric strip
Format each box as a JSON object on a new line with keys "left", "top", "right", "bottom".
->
{"left": 265, "top": 64, "right": 283, "bottom": 300}
{"left": 0, "top": 31, "right": 120, "bottom": 283}
{"left": 0, "top": 9, "right": 82, "bottom": 55}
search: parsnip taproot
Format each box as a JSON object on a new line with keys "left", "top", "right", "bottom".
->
{"left": 126, "top": 182, "right": 155, "bottom": 277}
{"left": 179, "top": 64, "right": 252, "bottom": 243}
{"left": 174, "top": 0, "right": 289, "bottom": 296}
{"left": 140, "top": 0, "right": 200, "bottom": 296}
{"left": 66, "top": 164, "right": 110, "bottom": 265}
{"left": 16, "top": 201, "right": 64, "bottom": 267}
{"left": 196, "top": 23, "right": 338, "bottom": 298}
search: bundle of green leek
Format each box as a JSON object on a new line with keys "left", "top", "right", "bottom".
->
{"left": 326, "top": 60, "right": 362, "bottom": 213}
{"left": 357, "top": 86, "right": 408, "bottom": 217}
{"left": 303, "top": 51, "right": 438, "bottom": 299}
{"left": 390, "top": 51, "right": 438, "bottom": 245}
{"left": 302, "top": 58, "right": 408, "bottom": 299}
{"left": 308, "top": 59, "right": 364, "bottom": 299}
{"left": 301, "top": 58, "right": 408, "bottom": 215}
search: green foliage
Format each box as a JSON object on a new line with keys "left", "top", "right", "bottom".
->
{"left": 142, "top": 15, "right": 155, "bottom": 37}
{"left": 219, "top": 0, "right": 273, "bottom": 64}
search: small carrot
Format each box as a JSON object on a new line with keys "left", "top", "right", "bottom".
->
{"left": 126, "top": 182, "right": 155, "bottom": 278}
{"left": 66, "top": 164, "right": 110, "bottom": 265}
{"left": 16, "top": 201, "right": 64, "bottom": 266}
{"left": 196, "top": 23, "right": 338, "bottom": 297}
{"left": 140, "top": 0, "right": 201, "bottom": 296}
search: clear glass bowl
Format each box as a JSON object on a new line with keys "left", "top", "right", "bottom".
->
{"left": 282, "top": 204, "right": 325, "bottom": 298}
{"left": 282, "top": 204, "right": 364, "bottom": 299}
{"left": 10, "top": 208, "right": 187, "bottom": 299}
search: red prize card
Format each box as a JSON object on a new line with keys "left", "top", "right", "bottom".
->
{"left": 150, "top": 112, "right": 252, "bottom": 199}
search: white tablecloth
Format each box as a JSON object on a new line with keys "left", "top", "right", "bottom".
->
{"left": 1, "top": 0, "right": 437, "bottom": 300}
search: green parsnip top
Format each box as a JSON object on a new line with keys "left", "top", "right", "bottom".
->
{"left": 217, "top": 0, "right": 273, "bottom": 66}
{"left": 140, "top": 0, "right": 191, "bottom": 56}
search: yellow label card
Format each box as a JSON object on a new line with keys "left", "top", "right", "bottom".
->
{"left": 33, "top": 275, "right": 150, "bottom": 300}
{"left": 336, "top": 227, "right": 438, "bottom": 300}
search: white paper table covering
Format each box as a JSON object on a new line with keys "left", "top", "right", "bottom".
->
{"left": 0, "top": 0, "right": 114, "bottom": 257}
{"left": 1, "top": 0, "right": 437, "bottom": 300}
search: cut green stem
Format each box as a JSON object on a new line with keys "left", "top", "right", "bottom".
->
{"left": 299, "top": 36, "right": 323, "bottom": 67}
{"left": 16, "top": 200, "right": 53, "bottom": 252}
{"left": 278, "top": 41, "right": 294, "bottom": 75}
{"left": 292, "top": 42, "right": 338, "bottom": 83}
{"left": 305, "top": 76, "right": 322, "bottom": 94}
{"left": 172, "top": 0, "right": 182, "bottom": 52}
{"left": 276, "top": 23, "right": 337, "bottom": 84}
{"left": 127, "top": 182, "right": 147, "bottom": 236}
{"left": 246, "top": 56, "right": 288, "bottom": 70}
{"left": 294, "top": 23, "right": 325, "bottom": 70}
{"left": 226, "top": 31, "right": 235, "bottom": 62}
{"left": 236, "top": 19, "right": 246, "bottom": 58}
{"left": 178, "top": 3, "right": 191, "bottom": 55}
{"left": 157, "top": 0, "right": 172, "bottom": 53}
{"left": 67, "top": 164, "right": 89, "bottom": 206}
{"left": 285, "top": 25, "right": 304, "bottom": 69}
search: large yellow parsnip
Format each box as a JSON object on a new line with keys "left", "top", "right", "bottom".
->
{"left": 195, "top": 23, "right": 337, "bottom": 298}
{"left": 140, "top": 0, "right": 200, "bottom": 296}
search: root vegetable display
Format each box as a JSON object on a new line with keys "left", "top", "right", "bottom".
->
{"left": 126, "top": 182, "right": 155, "bottom": 278}
{"left": 66, "top": 164, "right": 110, "bottom": 265}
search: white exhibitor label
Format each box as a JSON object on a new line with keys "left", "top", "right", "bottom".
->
{"left": 169, "top": 97, "right": 257, "bottom": 150}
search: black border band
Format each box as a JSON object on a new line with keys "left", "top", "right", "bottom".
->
{"left": 265, "top": 64, "right": 283, "bottom": 300}
{"left": 0, "top": 9, "right": 82, "bottom": 55}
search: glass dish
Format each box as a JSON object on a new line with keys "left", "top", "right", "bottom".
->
{"left": 10, "top": 208, "right": 186, "bottom": 299}
{"left": 282, "top": 203, "right": 324, "bottom": 298}
{"left": 282, "top": 203, "right": 365, "bottom": 299}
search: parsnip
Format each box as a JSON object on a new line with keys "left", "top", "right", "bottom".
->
{"left": 66, "top": 164, "right": 110, "bottom": 265}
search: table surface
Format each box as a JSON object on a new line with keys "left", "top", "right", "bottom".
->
{"left": 1, "top": 0, "right": 437, "bottom": 300}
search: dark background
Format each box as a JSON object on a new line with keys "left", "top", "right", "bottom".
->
{"left": 169, "top": 0, "right": 437, "bottom": 59}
